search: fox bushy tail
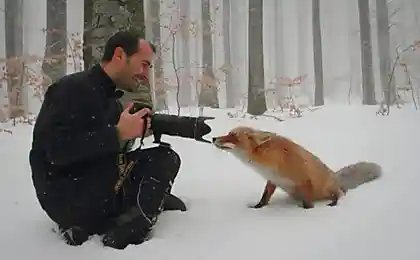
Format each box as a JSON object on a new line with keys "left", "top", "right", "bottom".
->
{"left": 335, "top": 162, "right": 382, "bottom": 191}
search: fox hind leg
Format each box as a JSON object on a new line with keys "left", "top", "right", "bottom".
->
{"left": 327, "top": 198, "right": 338, "bottom": 207}
{"left": 326, "top": 189, "right": 343, "bottom": 207}
{"left": 252, "top": 181, "right": 276, "bottom": 209}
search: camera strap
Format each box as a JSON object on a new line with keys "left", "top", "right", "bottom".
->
{"left": 114, "top": 121, "right": 145, "bottom": 194}
{"left": 138, "top": 116, "right": 148, "bottom": 150}
{"left": 114, "top": 153, "right": 138, "bottom": 194}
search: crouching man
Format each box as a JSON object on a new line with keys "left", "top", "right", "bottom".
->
{"left": 29, "top": 31, "right": 186, "bottom": 249}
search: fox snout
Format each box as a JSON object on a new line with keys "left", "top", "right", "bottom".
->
{"left": 212, "top": 136, "right": 224, "bottom": 148}
{"left": 212, "top": 134, "right": 238, "bottom": 150}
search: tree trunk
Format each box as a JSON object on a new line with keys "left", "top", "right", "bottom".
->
{"left": 312, "top": 0, "right": 324, "bottom": 106}
{"left": 179, "top": 0, "right": 192, "bottom": 107}
{"left": 42, "top": 0, "right": 67, "bottom": 89}
{"left": 375, "top": 0, "right": 395, "bottom": 105}
{"left": 5, "top": 0, "right": 26, "bottom": 118}
{"left": 124, "top": 0, "right": 145, "bottom": 36}
{"left": 83, "top": 0, "right": 94, "bottom": 70}
{"left": 84, "top": 0, "right": 145, "bottom": 69}
{"left": 149, "top": 0, "right": 166, "bottom": 111}
{"left": 199, "top": 0, "right": 219, "bottom": 108}
{"left": 347, "top": 0, "right": 361, "bottom": 100}
{"left": 247, "top": 0, "right": 267, "bottom": 115}
{"left": 223, "top": 0, "right": 234, "bottom": 108}
{"left": 273, "top": 0, "right": 286, "bottom": 106}
{"left": 358, "top": 0, "right": 376, "bottom": 105}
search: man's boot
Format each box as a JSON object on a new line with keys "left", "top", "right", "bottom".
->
{"left": 163, "top": 193, "right": 187, "bottom": 212}
{"left": 102, "top": 175, "right": 170, "bottom": 250}
{"left": 59, "top": 226, "right": 90, "bottom": 246}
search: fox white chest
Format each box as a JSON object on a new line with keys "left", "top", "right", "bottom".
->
{"left": 231, "top": 150, "right": 295, "bottom": 193}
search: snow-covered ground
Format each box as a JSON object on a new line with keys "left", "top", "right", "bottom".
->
{"left": 1, "top": 105, "right": 419, "bottom": 260}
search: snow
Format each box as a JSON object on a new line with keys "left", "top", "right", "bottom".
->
{"left": 1, "top": 105, "right": 420, "bottom": 260}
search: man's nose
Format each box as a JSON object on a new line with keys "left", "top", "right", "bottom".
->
{"left": 141, "top": 66, "right": 150, "bottom": 77}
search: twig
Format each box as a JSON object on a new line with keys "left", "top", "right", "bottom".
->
{"left": 0, "top": 128, "right": 13, "bottom": 135}
{"left": 380, "top": 42, "right": 417, "bottom": 115}
{"left": 401, "top": 62, "right": 418, "bottom": 110}
{"left": 257, "top": 114, "right": 284, "bottom": 122}
{"left": 171, "top": 31, "right": 181, "bottom": 116}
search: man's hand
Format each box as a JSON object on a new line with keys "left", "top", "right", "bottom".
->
{"left": 116, "top": 103, "right": 151, "bottom": 141}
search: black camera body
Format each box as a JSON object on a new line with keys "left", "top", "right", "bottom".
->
{"left": 129, "top": 103, "right": 214, "bottom": 145}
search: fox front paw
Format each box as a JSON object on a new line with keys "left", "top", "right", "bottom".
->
{"left": 249, "top": 202, "right": 266, "bottom": 209}
{"left": 301, "top": 201, "right": 314, "bottom": 209}
{"left": 327, "top": 201, "right": 338, "bottom": 207}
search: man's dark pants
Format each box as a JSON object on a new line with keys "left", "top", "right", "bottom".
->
{"left": 57, "top": 145, "right": 182, "bottom": 249}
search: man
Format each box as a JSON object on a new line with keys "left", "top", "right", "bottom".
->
{"left": 29, "top": 31, "right": 186, "bottom": 250}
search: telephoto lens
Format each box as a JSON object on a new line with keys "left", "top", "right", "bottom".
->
{"left": 129, "top": 103, "right": 215, "bottom": 145}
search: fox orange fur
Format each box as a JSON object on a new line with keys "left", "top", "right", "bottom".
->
{"left": 212, "top": 126, "right": 382, "bottom": 209}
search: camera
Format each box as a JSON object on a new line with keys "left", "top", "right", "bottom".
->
{"left": 129, "top": 103, "right": 215, "bottom": 145}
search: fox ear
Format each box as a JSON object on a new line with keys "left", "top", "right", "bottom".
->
{"left": 249, "top": 132, "right": 272, "bottom": 146}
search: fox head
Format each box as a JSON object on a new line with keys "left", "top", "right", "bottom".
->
{"left": 212, "top": 126, "right": 273, "bottom": 152}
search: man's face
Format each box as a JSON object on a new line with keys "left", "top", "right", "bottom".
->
{"left": 113, "top": 40, "right": 154, "bottom": 91}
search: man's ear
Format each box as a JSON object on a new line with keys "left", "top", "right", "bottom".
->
{"left": 113, "top": 47, "right": 126, "bottom": 61}
{"left": 249, "top": 132, "right": 272, "bottom": 146}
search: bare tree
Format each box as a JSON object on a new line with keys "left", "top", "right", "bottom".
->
{"left": 274, "top": 0, "right": 286, "bottom": 106}
{"left": 312, "top": 0, "right": 324, "bottom": 106}
{"left": 376, "top": 0, "right": 395, "bottom": 106}
{"left": 42, "top": 0, "right": 67, "bottom": 89}
{"left": 4, "top": 0, "right": 26, "bottom": 118}
{"left": 223, "top": 0, "right": 234, "bottom": 108}
{"left": 358, "top": 0, "right": 376, "bottom": 105}
{"left": 83, "top": 0, "right": 94, "bottom": 70}
{"left": 83, "top": 0, "right": 145, "bottom": 69}
{"left": 83, "top": 0, "right": 122, "bottom": 69}
{"left": 178, "top": 0, "right": 192, "bottom": 107}
{"left": 199, "top": 0, "right": 219, "bottom": 108}
{"left": 347, "top": 0, "right": 362, "bottom": 102}
{"left": 124, "top": 0, "right": 146, "bottom": 35}
{"left": 247, "top": 0, "right": 267, "bottom": 115}
{"left": 149, "top": 0, "right": 166, "bottom": 111}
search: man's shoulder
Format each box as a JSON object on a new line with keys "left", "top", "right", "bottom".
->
{"left": 55, "top": 70, "right": 90, "bottom": 89}
{"left": 47, "top": 70, "right": 94, "bottom": 97}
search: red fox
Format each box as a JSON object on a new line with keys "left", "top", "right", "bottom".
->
{"left": 212, "top": 126, "right": 382, "bottom": 209}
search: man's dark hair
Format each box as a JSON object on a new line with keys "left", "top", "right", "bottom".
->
{"left": 101, "top": 30, "right": 156, "bottom": 62}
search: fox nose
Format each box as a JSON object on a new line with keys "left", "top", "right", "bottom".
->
{"left": 212, "top": 137, "right": 217, "bottom": 143}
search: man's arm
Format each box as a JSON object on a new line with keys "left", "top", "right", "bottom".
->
{"left": 45, "top": 81, "right": 121, "bottom": 166}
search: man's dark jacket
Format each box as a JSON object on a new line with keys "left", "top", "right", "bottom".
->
{"left": 29, "top": 65, "right": 124, "bottom": 230}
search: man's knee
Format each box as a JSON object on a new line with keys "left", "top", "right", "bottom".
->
{"left": 155, "top": 145, "right": 181, "bottom": 180}
{"left": 130, "top": 145, "right": 181, "bottom": 181}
